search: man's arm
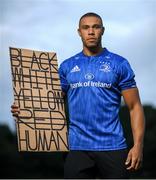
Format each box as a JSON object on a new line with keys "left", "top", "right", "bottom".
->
{"left": 122, "top": 88, "right": 145, "bottom": 170}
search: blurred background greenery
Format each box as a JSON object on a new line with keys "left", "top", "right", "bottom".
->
{"left": 0, "top": 105, "right": 156, "bottom": 179}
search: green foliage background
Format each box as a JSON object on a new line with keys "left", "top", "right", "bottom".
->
{"left": 0, "top": 105, "right": 156, "bottom": 178}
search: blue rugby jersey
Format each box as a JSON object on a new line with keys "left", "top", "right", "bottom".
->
{"left": 59, "top": 48, "right": 136, "bottom": 151}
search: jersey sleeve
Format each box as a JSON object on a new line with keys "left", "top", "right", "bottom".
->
{"left": 118, "top": 60, "right": 137, "bottom": 91}
{"left": 58, "top": 63, "right": 69, "bottom": 93}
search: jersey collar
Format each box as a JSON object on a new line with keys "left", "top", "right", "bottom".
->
{"left": 80, "top": 48, "right": 109, "bottom": 58}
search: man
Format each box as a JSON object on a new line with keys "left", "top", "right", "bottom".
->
{"left": 12, "top": 12, "right": 145, "bottom": 179}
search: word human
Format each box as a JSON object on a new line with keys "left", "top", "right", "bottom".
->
{"left": 19, "top": 129, "right": 68, "bottom": 151}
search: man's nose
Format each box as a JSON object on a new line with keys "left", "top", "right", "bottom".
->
{"left": 88, "top": 28, "right": 95, "bottom": 35}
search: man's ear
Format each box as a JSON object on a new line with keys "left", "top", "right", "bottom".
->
{"left": 77, "top": 28, "right": 81, "bottom": 37}
{"left": 101, "top": 26, "right": 105, "bottom": 35}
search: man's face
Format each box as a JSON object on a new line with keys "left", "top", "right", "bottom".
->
{"left": 78, "top": 16, "right": 104, "bottom": 48}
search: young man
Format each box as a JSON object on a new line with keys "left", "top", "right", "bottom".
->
{"left": 12, "top": 12, "right": 145, "bottom": 179}
{"left": 58, "top": 12, "right": 145, "bottom": 179}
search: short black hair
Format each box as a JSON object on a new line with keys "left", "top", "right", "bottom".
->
{"left": 79, "top": 12, "right": 103, "bottom": 26}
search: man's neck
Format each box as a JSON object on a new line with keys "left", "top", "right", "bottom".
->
{"left": 83, "top": 46, "right": 103, "bottom": 56}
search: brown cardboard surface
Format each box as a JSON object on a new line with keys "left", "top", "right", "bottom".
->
{"left": 10, "top": 47, "right": 69, "bottom": 152}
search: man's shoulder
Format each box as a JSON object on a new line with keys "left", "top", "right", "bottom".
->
{"left": 60, "top": 52, "right": 82, "bottom": 67}
{"left": 107, "top": 49, "right": 134, "bottom": 74}
{"left": 108, "top": 49, "right": 128, "bottom": 65}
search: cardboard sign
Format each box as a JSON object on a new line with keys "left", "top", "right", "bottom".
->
{"left": 9, "top": 47, "right": 69, "bottom": 152}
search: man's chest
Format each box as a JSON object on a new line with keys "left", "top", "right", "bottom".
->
{"left": 66, "top": 60, "right": 118, "bottom": 87}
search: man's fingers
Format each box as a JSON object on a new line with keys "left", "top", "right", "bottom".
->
{"left": 11, "top": 106, "right": 20, "bottom": 117}
{"left": 126, "top": 147, "right": 143, "bottom": 171}
{"left": 11, "top": 102, "right": 20, "bottom": 119}
{"left": 134, "top": 161, "right": 140, "bottom": 170}
{"left": 11, "top": 104, "right": 19, "bottom": 108}
{"left": 11, "top": 109, "right": 20, "bottom": 113}
{"left": 11, "top": 102, "right": 20, "bottom": 114}
{"left": 125, "top": 158, "right": 130, "bottom": 165}
{"left": 125, "top": 153, "right": 133, "bottom": 170}
{"left": 126, "top": 158, "right": 137, "bottom": 170}
{"left": 125, "top": 151, "right": 132, "bottom": 165}
{"left": 134, "top": 159, "right": 142, "bottom": 170}
{"left": 12, "top": 112, "right": 20, "bottom": 117}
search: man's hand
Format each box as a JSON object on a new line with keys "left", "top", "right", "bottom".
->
{"left": 11, "top": 102, "right": 20, "bottom": 117}
{"left": 125, "top": 144, "right": 143, "bottom": 171}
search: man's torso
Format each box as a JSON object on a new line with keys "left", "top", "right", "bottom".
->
{"left": 59, "top": 48, "right": 136, "bottom": 151}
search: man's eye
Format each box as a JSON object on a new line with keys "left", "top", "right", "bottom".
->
{"left": 82, "top": 26, "right": 89, "bottom": 29}
{"left": 94, "top": 25, "right": 102, "bottom": 29}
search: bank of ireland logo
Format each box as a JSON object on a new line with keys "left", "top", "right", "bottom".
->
{"left": 99, "top": 62, "right": 111, "bottom": 72}
{"left": 85, "top": 73, "right": 94, "bottom": 80}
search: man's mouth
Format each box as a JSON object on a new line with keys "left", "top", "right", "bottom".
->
{"left": 87, "top": 38, "right": 96, "bottom": 41}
